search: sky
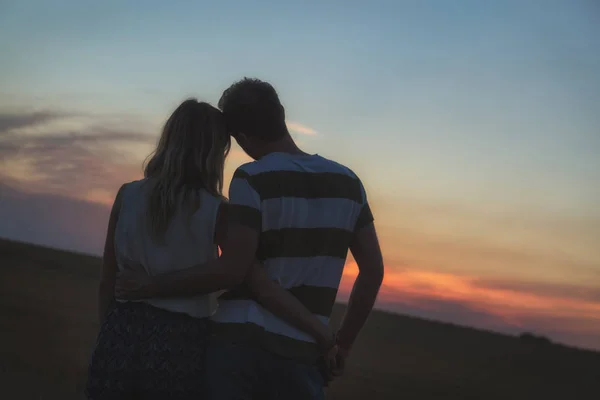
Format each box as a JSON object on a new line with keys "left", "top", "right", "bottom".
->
{"left": 1, "top": 0, "right": 599, "bottom": 350}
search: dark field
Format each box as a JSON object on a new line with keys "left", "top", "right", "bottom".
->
{"left": 1, "top": 238, "right": 599, "bottom": 399}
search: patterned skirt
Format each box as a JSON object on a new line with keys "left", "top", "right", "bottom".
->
{"left": 85, "top": 301, "right": 209, "bottom": 400}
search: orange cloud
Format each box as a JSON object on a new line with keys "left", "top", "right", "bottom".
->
{"left": 0, "top": 108, "right": 152, "bottom": 206}
{"left": 340, "top": 261, "right": 600, "bottom": 318}
{"left": 338, "top": 260, "right": 600, "bottom": 348}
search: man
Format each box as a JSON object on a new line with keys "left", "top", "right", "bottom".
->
{"left": 117, "top": 78, "right": 384, "bottom": 399}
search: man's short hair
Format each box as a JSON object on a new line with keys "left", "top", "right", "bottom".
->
{"left": 218, "top": 78, "right": 287, "bottom": 142}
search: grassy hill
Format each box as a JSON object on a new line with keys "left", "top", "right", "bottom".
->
{"left": 1, "top": 238, "right": 599, "bottom": 399}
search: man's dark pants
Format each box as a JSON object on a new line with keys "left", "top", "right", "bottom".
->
{"left": 205, "top": 340, "right": 325, "bottom": 400}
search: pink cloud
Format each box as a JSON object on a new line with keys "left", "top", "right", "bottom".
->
{"left": 286, "top": 121, "right": 318, "bottom": 136}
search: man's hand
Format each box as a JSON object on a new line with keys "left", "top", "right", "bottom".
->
{"left": 114, "top": 260, "right": 153, "bottom": 300}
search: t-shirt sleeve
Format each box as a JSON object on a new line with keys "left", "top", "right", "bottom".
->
{"left": 354, "top": 179, "right": 374, "bottom": 231}
{"left": 227, "top": 167, "right": 262, "bottom": 231}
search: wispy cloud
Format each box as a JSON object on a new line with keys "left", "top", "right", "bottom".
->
{"left": 474, "top": 279, "right": 600, "bottom": 304}
{"left": 0, "top": 110, "right": 68, "bottom": 134}
{"left": 0, "top": 108, "right": 257, "bottom": 204}
{"left": 286, "top": 121, "right": 318, "bottom": 136}
{"left": 0, "top": 109, "right": 154, "bottom": 204}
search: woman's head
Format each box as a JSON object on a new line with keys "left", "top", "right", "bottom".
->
{"left": 144, "top": 98, "right": 230, "bottom": 242}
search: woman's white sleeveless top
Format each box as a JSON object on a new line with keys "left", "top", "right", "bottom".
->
{"left": 114, "top": 179, "right": 222, "bottom": 318}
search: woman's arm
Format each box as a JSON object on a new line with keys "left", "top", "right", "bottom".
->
{"left": 214, "top": 203, "right": 335, "bottom": 351}
{"left": 98, "top": 184, "right": 125, "bottom": 324}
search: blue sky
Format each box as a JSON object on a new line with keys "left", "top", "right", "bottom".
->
{"left": 2, "top": 0, "right": 599, "bottom": 212}
{"left": 1, "top": 0, "right": 600, "bottom": 349}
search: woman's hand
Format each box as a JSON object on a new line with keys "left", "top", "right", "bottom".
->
{"left": 114, "top": 260, "right": 154, "bottom": 300}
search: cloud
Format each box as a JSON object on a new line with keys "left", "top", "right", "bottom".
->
{"left": 286, "top": 121, "right": 318, "bottom": 136}
{"left": 2, "top": 127, "right": 154, "bottom": 148}
{"left": 0, "top": 110, "right": 316, "bottom": 206}
{"left": 338, "top": 260, "right": 600, "bottom": 350}
{"left": 0, "top": 109, "right": 154, "bottom": 204}
{"left": 475, "top": 279, "right": 600, "bottom": 303}
{"left": 0, "top": 108, "right": 255, "bottom": 205}
{"left": 0, "top": 110, "right": 68, "bottom": 134}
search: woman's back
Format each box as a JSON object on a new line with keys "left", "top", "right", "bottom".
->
{"left": 114, "top": 178, "right": 222, "bottom": 318}
{"left": 86, "top": 99, "right": 230, "bottom": 400}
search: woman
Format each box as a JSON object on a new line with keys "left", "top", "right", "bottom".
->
{"left": 85, "top": 99, "right": 334, "bottom": 399}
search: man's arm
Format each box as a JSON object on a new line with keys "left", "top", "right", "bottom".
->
{"left": 98, "top": 185, "right": 125, "bottom": 324}
{"left": 245, "top": 266, "right": 335, "bottom": 352}
{"left": 336, "top": 211, "right": 384, "bottom": 356}
{"left": 216, "top": 203, "right": 335, "bottom": 351}
{"left": 131, "top": 223, "right": 257, "bottom": 298}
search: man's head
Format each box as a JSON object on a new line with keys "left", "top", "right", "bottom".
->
{"left": 218, "top": 78, "right": 289, "bottom": 159}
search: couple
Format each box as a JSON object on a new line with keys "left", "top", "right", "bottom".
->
{"left": 86, "top": 78, "right": 384, "bottom": 400}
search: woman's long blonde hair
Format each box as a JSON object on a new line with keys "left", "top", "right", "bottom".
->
{"left": 144, "top": 99, "right": 230, "bottom": 243}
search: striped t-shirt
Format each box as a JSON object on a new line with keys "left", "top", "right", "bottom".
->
{"left": 211, "top": 152, "right": 373, "bottom": 361}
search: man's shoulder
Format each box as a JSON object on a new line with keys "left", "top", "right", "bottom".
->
{"left": 234, "top": 154, "right": 294, "bottom": 177}
{"left": 316, "top": 155, "right": 359, "bottom": 179}
{"left": 234, "top": 154, "right": 360, "bottom": 180}
{"left": 233, "top": 160, "right": 263, "bottom": 178}
{"left": 315, "top": 157, "right": 368, "bottom": 202}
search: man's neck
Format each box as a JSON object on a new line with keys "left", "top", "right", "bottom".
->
{"left": 260, "top": 134, "right": 308, "bottom": 158}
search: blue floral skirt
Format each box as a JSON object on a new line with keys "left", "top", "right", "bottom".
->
{"left": 85, "top": 301, "right": 208, "bottom": 400}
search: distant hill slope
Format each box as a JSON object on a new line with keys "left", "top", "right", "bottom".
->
{"left": 0, "top": 183, "right": 109, "bottom": 255}
{"left": 1, "top": 238, "right": 599, "bottom": 400}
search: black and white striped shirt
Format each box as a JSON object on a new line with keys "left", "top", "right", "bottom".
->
{"left": 211, "top": 152, "right": 373, "bottom": 361}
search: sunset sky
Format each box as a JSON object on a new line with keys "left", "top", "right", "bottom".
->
{"left": 1, "top": 1, "right": 599, "bottom": 350}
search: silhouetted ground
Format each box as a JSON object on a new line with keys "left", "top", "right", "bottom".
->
{"left": 1, "top": 238, "right": 599, "bottom": 399}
